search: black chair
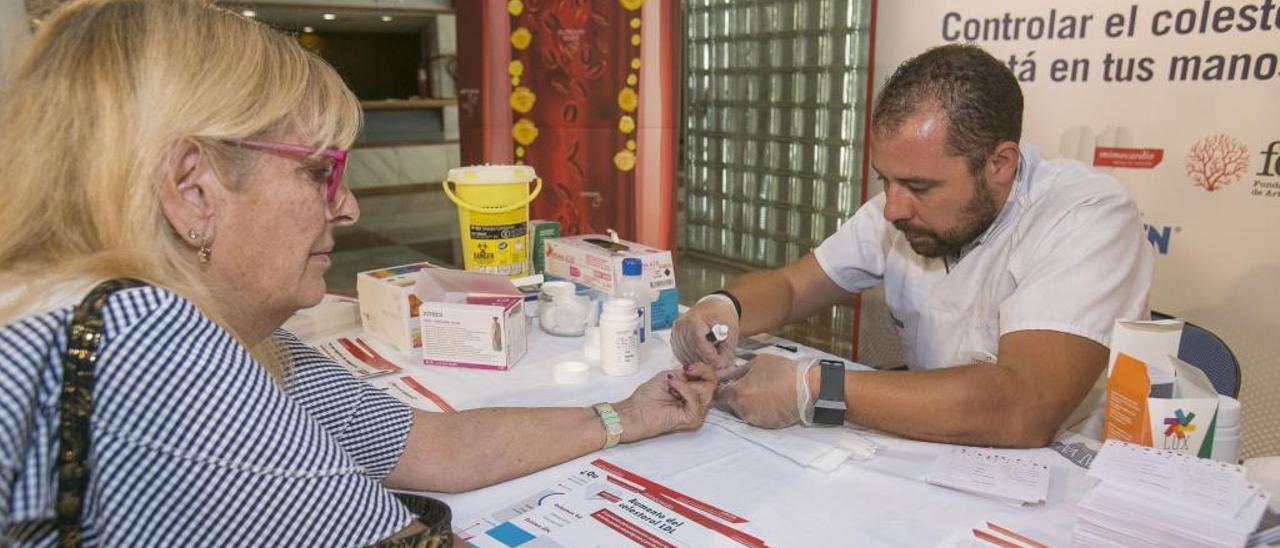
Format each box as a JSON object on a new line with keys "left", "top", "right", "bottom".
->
{"left": 1150, "top": 311, "right": 1241, "bottom": 398}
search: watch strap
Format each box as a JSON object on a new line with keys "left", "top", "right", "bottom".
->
{"left": 593, "top": 403, "right": 623, "bottom": 449}
{"left": 697, "top": 290, "right": 741, "bottom": 318}
{"left": 812, "top": 359, "right": 846, "bottom": 426}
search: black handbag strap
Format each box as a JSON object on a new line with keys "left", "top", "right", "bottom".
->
{"left": 380, "top": 494, "right": 454, "bottom": 547}
{"left": 56, "top": 279, "right": 143, "bottom": 548}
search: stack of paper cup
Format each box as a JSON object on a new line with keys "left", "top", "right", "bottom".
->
{"left": 1211, "top": 394, "right": 1241, "bottom": 463}
{"left": 1244, "top": 456, "right": 1280, "bottom": 513}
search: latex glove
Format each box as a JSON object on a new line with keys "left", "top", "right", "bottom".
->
{"left": 714, "top": 355, "right": 819, "bottom": 429}
{"left": 613, "top": 362, "right": 718, "bottom": 442}
{"left": 670, "top": 297, "right": 739, "bottom": 373}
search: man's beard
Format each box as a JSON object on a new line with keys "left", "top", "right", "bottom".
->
{"left": 893, "top": 175, "right": 1001, "bottom": 259}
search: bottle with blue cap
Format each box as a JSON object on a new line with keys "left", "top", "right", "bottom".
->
{"left": 615, "top": 258, "right": 652, "bottom": 349}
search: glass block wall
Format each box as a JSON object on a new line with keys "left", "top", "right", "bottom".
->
{"left": 681, "top": 0, "right": 872, "bottom": 269}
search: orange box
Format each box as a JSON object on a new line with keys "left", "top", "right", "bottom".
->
{"left": 1103, "top": 321, "right": 1221, "bottom": 457}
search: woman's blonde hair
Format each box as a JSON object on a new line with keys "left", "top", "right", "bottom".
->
{"left": 0, "top": 0, "right": 361, "bottom": 373}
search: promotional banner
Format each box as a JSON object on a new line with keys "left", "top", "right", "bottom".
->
{"left": 873, "top": 0, "right": 1280, "bottom": 457}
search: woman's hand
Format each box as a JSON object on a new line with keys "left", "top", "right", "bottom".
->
{"left": 613, "top": 362, "right": 718, "bottom": 443}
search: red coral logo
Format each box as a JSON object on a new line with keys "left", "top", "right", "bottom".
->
{"left": 1185, "top": 134, "right": 1249, "bottom": 192}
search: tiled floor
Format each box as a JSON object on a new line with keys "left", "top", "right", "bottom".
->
{"left": 326, "top": 186, "right": 856, "bottom": 360}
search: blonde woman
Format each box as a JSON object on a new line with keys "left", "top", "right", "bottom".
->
{"left": 0, "top": 1, "right": 717, "bottom": 546}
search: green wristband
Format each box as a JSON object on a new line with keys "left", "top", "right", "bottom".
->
{"left": 593, "top": 403, "right": 623, "bottom": 449}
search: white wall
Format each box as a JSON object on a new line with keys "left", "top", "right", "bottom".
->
{"left": 0, "top": 1, "right": 31, "bottom": 82}
{"left": 346, "top": 143, "right": 459, "bottom": 189}
{"left": 873, "top": 0, "right": 1280, "bottom": 458}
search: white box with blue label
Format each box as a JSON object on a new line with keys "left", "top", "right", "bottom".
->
{"left": 542, "top": 234, "right": 679, "bottom": 330}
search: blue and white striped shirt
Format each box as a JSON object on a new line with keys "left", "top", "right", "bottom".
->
{"left": 0, "top": 286, "right": 416, "bottom": 546}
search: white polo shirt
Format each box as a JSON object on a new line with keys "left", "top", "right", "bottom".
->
{"left": 814, "top": 143, "right": 1153, "bottom": 432}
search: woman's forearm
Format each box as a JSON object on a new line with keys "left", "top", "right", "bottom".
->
{"left": 383, "top": 406, "right": 606, "bottom": 493}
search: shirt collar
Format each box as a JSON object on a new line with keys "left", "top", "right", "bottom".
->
{"left": 951, "top": 142, "right": 1036, "bottom": 263}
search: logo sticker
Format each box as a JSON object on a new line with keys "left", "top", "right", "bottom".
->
{"left": 1185, "top": 134, "right": 1249, "bottom": 192}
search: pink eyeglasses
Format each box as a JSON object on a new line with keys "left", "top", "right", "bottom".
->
{"left": 226, "top": 140, "right": 348, "bottom": 203}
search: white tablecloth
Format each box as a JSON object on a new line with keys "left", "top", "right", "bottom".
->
{"left": 289, "top": 299, "right": 1094, "bottom": 546}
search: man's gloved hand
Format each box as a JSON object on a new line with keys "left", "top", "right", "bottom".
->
{"left": 714, "top": 354, "right": 819, "bottom": 429}
{"left": 670, "top": 296, "right": 739, "bottom": 373}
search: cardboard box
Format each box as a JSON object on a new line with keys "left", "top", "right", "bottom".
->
{"left": 1104, "top": 319, "right": 1221, "bottom": 457}
{"left": 416, "top": 268, "right": 528, "bottom": 370}
{"left": 356, "top": 262, "right": 436, "bottom": 354}
{"left": 543, "top": 234, "right": 680, "bottom": 329}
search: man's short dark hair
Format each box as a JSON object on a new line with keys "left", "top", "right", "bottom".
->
{"left": 872, "top": 44, "right": 1023, "bottom": 175}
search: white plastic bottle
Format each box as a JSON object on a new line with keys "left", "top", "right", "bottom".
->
{"left": 615, "top": 258, "right": 652, "bottom": 347}
{"left": 599, "top": 297, "right": 640, "bottom": 376}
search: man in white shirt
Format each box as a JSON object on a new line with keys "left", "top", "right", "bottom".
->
{"left": 671, "top": 44, "right": 1153, "bottom": 448}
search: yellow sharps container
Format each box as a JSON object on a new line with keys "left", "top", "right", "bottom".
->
{"left": 442, "top": 165, "right": 543, "bottom": 278}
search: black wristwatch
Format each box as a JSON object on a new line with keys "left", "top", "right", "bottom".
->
{"left": 812, "top": 359, "right": 847, "bottom": 426}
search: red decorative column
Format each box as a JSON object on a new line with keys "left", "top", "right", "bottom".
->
{"left": 458, "top": 0, "right": 677, "bottom": 248}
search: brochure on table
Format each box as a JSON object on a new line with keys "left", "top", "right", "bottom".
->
{"left": 457, "top": 458, "right": 765, "bottom": 547}
{"left": 309, "top": 334, "right": 402, "bottom": 379}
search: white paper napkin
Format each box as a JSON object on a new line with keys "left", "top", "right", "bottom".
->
{"left": 703, "top": 409, "right": 877, "bottom": 472}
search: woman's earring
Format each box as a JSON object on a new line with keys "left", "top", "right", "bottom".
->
{"left": 188, "top": 228, "right": 212, "bottom": 263}
{"left": 198, "top": 242, "right": 212, "bottom": 264}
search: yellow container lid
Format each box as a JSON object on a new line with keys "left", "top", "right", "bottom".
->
{"left": 447, "top": 164, "right": 537, "bottom": 185}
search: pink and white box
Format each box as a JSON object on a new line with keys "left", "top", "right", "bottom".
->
{"left": 415, "top": 268, "right": 528, "bottom": 371}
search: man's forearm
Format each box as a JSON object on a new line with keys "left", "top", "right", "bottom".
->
{"left": 724, "top": 269, "right": 797, "bottom": 335}
{"left": 812, "top": 363, "right": 1064, "bottom": 448}
{"left": 806, "top": 329, "right": 1107, "bottom": 448}
{"left": 723, "top": 254, "right": 852, "bottom": 336}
